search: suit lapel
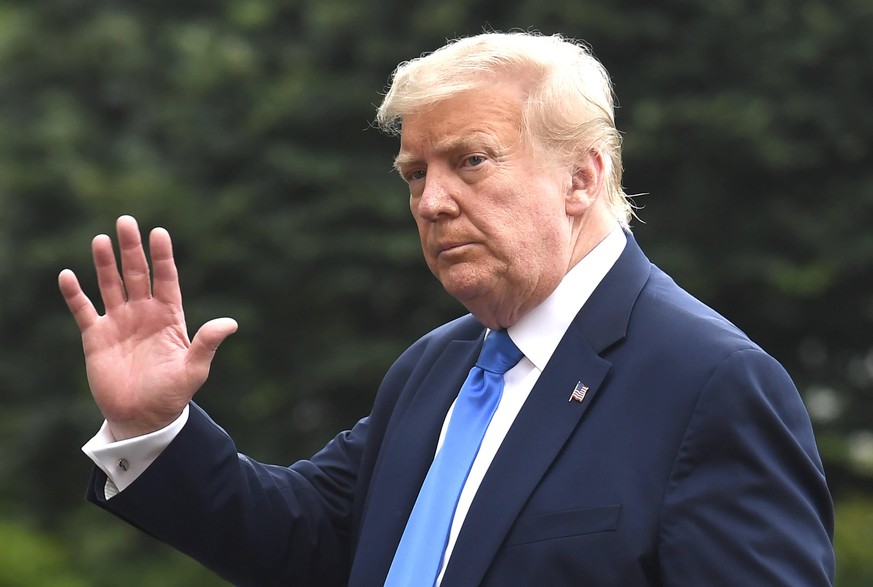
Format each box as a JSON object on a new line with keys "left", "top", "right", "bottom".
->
{"left": 440, "top": 325, "right": 610, "bottom": 585}
{"left": 441, "top": 236, "right": 652, "bottom": 586}
{"left": 350, "top": 327, "right": 485, "bottom": 587}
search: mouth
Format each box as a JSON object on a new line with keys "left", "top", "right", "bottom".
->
{"left": 436, "top": 241, "right": 472, "bottom": 257}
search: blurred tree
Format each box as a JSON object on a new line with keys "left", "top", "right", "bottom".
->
{"left": 833, "top": 497, "right": 873, "bottom": 586}
{"left": 0, "top": 520, "right": 86, "bottom": 587}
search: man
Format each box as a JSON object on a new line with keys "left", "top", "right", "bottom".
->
{"left": 59, "top": 32, "right": 835, "bottom": 586}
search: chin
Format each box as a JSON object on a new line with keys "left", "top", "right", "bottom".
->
{"left": 435, "top": 262, "right": 509, "bottom": 308}
{"left": 438, "top": 274, "right": 491, "bottom": 303}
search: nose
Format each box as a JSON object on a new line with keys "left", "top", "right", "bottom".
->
{"left": 413, "top": 170, "right": 460, "bottom": 221}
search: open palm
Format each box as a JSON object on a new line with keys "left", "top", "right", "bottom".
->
{"left": 59, "top": 216, "right": 237, "bottom": 440}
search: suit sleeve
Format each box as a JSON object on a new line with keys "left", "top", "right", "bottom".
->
{"left": 86, "top": 402, "right": 365, "bottom": 587}
{"left": 658, "top": 348, "right": 835, "bottom": 586}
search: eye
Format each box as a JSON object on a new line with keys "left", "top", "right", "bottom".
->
{"left": 463, "top": 155, "right": 487, "bottom": 168}
{"left": 406, "top": 169, "right": 426, "bottom": 182}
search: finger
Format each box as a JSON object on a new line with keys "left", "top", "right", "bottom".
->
{"left": 149, "top": 227, "right": 182, "bottom": 307}
{"left": 92, "top": 234, "right": 126, "bottom": 311}
{"left": 186, "top": 317, "right": 239, "bottom": 380}
{"left": 116, "top": 215, "right": 152, "bottom": 301}
{"left": 58, "top": 269, "right": 99, "bottom": 330}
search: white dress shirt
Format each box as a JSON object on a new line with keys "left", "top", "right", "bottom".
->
{"left": 434, "top": 224, "right": 626, "bottom": 581}
{"left": 83, "top": 405, "right": 190, "bottom": 497}
{"left": 83, "top": 224, "right": 628, "bottom": 576}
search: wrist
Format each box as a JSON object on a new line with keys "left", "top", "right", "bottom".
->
{"left": 107, "top": 411, "right": 184, "bottom": 441}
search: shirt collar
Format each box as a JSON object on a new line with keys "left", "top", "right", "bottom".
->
{"left": 507, "top": 224, "right": 627, "bottom": 371}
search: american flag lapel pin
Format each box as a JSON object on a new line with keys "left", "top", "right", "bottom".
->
{"left": 569, "top": 381, "right": 589, "bottom": 403}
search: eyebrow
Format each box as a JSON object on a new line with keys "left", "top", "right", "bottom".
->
{"left": 394, "top": 133, "right": 497, "bottom": 170}
{"left": 393, "top": 151, "right": 418, "bottom": 170}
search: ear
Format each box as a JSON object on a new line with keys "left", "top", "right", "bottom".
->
{"left": 565, "top": 150, "right": 605, "bottom": 217}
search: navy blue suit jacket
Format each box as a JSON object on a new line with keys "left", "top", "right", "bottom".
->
{"left": 88, "top": 236, "right": 835, "bottom": 586}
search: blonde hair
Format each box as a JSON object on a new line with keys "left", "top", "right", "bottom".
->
{"left": 376, "top": 31, "right": 632, "bottom": 228}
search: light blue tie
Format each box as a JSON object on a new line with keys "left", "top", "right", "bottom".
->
{"left": 384, "top": 329, "right": 524, "bottom": 587}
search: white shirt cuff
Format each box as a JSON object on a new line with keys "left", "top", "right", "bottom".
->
{"left": 81, "top": 405, "right": 190, "bottom": 499}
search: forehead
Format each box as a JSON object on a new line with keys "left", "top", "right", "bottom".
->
{"left": 396, "top": 84, "right": 527, "bottom": 161}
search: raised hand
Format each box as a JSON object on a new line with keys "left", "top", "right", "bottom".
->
{"left": 59, "top": 216, "right": 238, "bottom": 440}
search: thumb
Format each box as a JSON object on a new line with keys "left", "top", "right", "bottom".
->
{"left": 187, "top": 317, "right": 239, "bottom": 375}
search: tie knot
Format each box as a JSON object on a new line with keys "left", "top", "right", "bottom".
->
{"left": 476, "top": 330, "right": 524, "bottom": 375}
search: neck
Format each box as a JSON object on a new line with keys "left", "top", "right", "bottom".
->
{"left": 469, "top": 222, "right": 619, "bottom": 330}
{"left": 565, "top": 208, "right": 619, "bottom": 274}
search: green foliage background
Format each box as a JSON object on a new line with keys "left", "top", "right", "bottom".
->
{"left": 0, "top": 0, "right": 871, "bottom": 584}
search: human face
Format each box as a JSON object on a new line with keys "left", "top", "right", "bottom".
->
{"left": 395, "top": 83, "right": 580, "bottom": 329}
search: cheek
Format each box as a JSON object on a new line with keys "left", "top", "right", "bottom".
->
{"left": 413, "top": 220, "right": 437, "bottom": 264}
{"left": 507, "top": 208, "right": 570, "bottom": 268}
{"left": 507, "top": 198, "right": 562, "bottom": 240}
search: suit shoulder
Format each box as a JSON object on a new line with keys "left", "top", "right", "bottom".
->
{"left": 370, "top": 314, "right": 482, "bottom": 403}
{"left": 397, "top": 314, "right": 483, "bottom": 364}
{"left": 635, "top": 265, "right": 763, "bottom": 357}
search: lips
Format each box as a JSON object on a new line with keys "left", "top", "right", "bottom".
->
{"left": 439, "top": 242, "right": 466, "bottom": 253}
{"left": 434, "top": 240, "right": 474, "bottom": 257}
